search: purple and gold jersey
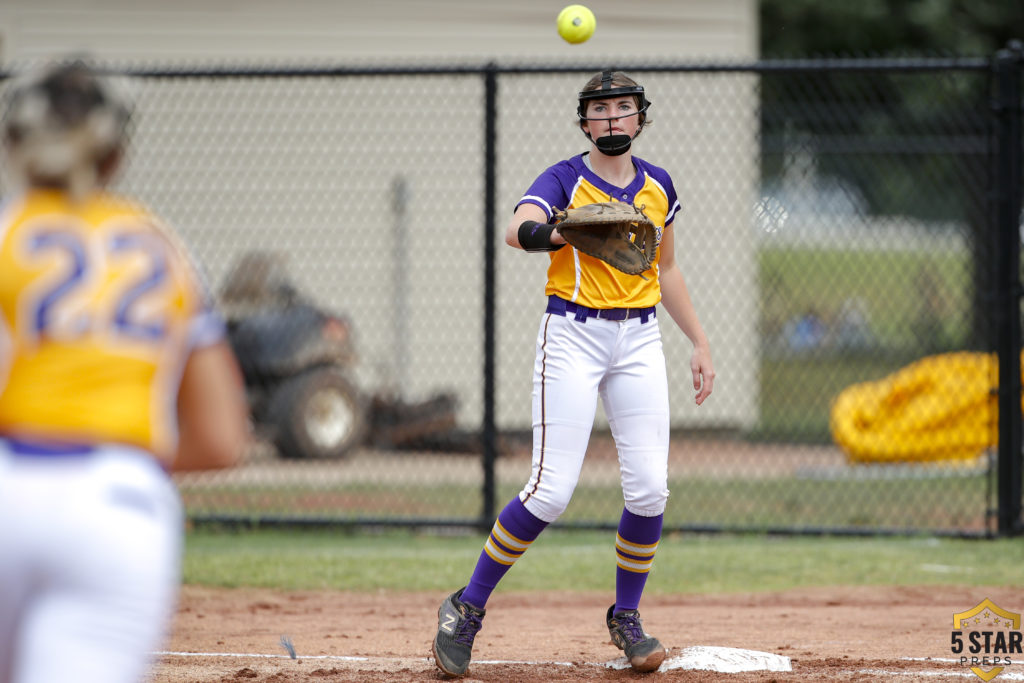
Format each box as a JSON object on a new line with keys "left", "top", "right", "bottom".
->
{"left": 516, "top": 153, "right": 680, "bottom": 309}
{"left": 0, "top": 189, "right": 225, "bottom": 462}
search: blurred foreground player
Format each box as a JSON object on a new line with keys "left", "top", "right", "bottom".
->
{"left": 0, "top": 59, "right": 249, "bottom": 683}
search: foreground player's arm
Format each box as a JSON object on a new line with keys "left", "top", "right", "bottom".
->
{"left": 657, "top": 223, "right": 715, "bottom": 405}
{"left": 505, "top": 203, "right": 566, "bottom": 250}
{"left": 172, "top": 341, "right": 250, "bottom": 471}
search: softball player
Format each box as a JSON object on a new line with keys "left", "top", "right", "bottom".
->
{"left": 0, "top": 60, "right": 249, "bottom": 683}
{"left": 433, "top": 71, "right": 715, "bottom": 676}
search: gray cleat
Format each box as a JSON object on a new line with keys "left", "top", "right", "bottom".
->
{"left": 606, "top": 604, "right": 667, "bottom": 673}
{"left": 432, "top": 587, "right": 486, "bottom": 676}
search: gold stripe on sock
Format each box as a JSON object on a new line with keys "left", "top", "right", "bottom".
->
{"left": 493, "top": 520, "right": 532, "bottom": 551}
{"left": 484, "top": 537, "right": 519, "bottom": 565}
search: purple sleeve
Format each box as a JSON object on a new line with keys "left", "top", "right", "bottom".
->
{"left": 645, "top": 163, "right": 681, "bottom": 227}
{"left": 187, "top": 307, "right": 227, "bottom": 350}
{"left": 665, "top": 192, "right": 681, "bottom": 227}
{"left": 514, "top": 160, "right": 577, "bottom": 220}
{"left": 177, "top": 247, "right": 228, "bottom": 350}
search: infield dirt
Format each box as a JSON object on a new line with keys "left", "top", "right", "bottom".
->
{"left": 150, "top": 584, "right": 1021, "bottom": 682}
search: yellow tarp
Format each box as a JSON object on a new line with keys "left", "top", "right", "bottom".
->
{"left": 828, "top": 351, "right": 1019, "bottom": 464}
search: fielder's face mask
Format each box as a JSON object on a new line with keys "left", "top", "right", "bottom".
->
{"left": 577, "top": 71, "right": 651, "bottom": 156}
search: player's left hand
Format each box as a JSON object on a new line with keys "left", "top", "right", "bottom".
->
{"left": 690, "top": 345, "right": 715, "bottom": 406}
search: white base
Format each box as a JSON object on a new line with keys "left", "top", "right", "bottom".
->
{"left": 606, "top": 645, "right": 793, "bottom": 674}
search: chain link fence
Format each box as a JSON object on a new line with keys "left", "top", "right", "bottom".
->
{"left": 2, "top": 53, "right": 1020, "bottom": 536}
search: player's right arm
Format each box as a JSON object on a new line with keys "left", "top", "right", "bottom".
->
{"left": 171, "top": 339, "right": 249, "bottom": 472}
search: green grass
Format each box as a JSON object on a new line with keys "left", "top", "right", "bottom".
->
{"left": 181, "top": 470, "right": 990, "bottom": 532}
{"left": 754, "top": 352, "right": 920, "bottom": 442}
{"left": 182, "top": 528, "right": 1024, "bottom": 593}
{"left": 758, "top": 245, "right": 970, "bottom": 350}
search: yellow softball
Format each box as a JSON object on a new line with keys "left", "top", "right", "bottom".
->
{"left": 557, "top": 4, "right": 596, "bottom": 45}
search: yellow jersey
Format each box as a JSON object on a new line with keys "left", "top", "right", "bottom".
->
{"left": 0, "top": 189, "right": 225, "bottom": 460}
{"left": 516, "top": 153, "right": 680, "bottom": 309}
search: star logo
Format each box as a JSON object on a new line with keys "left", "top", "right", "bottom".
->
{"left": 951, "top": 599, "right": 1022, "bottom": 682}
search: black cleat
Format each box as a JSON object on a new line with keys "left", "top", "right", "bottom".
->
{"left": 431, "top": 587, "right": 486, "bottom": 676}
{"left": 606, "top": 604, "right": 667, "bottom": 673}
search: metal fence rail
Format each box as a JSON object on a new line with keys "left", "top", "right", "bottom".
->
{"left": 2, "top": 47, "right": 1020, "bottom": 536}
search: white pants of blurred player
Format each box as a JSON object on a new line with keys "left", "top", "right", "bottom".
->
{"left": 0, "top": 439, "right": 182, "bottom": 683}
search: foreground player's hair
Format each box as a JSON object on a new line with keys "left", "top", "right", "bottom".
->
{"left": 2, "top": 59, "right": 132, "bottom": 198}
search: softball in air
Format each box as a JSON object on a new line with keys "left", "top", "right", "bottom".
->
{"left": 557, "top": 4, "right": 596, "bottom": 44}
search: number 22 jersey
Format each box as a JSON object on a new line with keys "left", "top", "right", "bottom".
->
{"left": 0, "top": 189, "right": 225, "bottom": 461}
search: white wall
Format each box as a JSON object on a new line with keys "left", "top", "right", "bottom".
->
{"left": 0, "top": 1, "right": 756, "bottom": 63}
{"left": 0, "top": 0, "right": 761, "bottom": 432}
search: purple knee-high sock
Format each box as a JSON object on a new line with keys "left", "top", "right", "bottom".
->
{"left": 460, "top": 497, "right": 548, "bottom": 609}
{"left": 614, "top": 508, "right": 663, "bottom": 613}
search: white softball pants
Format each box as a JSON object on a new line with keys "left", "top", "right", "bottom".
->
{"left": 0, "top": 442, "right": 183, "bottom": 683}
{"left": 519, "top": 311, "right": 671, "bottom": 523}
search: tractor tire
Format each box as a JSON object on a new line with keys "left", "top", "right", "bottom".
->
{"left": 268, "top": 367, "right": 368, "bottom": 460}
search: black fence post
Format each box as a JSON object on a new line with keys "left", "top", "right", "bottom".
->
{"left": 993, "top": 41, "right": 1024, "bottom": 536}
{"left": 481, "top": 62, "right": 499, "bottom": 530}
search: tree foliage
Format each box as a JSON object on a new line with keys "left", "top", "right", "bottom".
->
{"left": 760, "top": 0, "right": 1024, "bottom": 58}
{"left": 756, "top": 0, "right": 1022, "bottom": 222}
{"left": 756, "top": 1, "right": 1023, "bottom": 349}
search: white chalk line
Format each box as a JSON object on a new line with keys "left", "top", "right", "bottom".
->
{"left": 157, "top": 647, "right": 791, "bottom": 673}
{"left": 156, "top": 651, "right": 369, "bottom": 661}
{"left": 156, "top": 652, "right": 572, "bottom": 666}
{"left": 156, "top": 650, "right": 1024, "bottom": 679}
